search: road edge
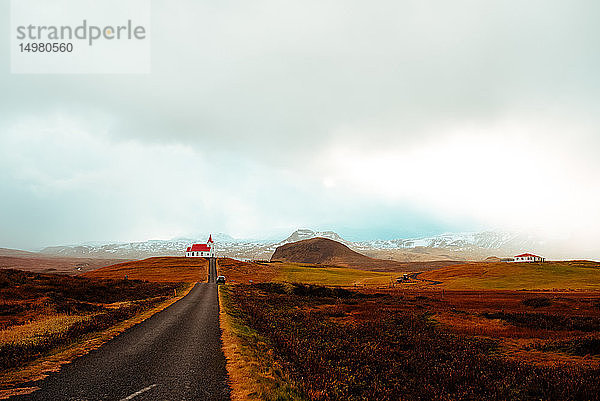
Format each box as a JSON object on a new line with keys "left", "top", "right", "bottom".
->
{"left": 218, "top": 285, "right": 306, "bottom": 401}
{"left": 219, "top": 285, "right": 252, "bottom": 401}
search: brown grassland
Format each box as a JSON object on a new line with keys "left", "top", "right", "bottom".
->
{"left": 418, "top": 260, "right": 600, "bottom": 290}
{"left": 0, "top": 255, "right": 129, "bottom": 275}
{"left": 218, "top": 258, "right": 279, "bottom": 284}
{"left": 219, "top": 259, "right": 600, "bottom": 400}
{"left": 0, "top": 256, "right": 207, "bottom": 395}
{"left": 0, "top": 268, "right": 190, "bottom": 395}
{"left": 82, "top": 256, "right": 208, "bottom": 282}
{"left": 221, "top": 283, "right": 600, "bottom": 401}
{"left": 3, "top": 255, "right": 600, "bottom": 400}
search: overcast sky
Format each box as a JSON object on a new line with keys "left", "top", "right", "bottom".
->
{"left": 1, "top": 0, "right": 599, "bottom": 257}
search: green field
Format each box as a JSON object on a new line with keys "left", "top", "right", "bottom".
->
{"left": 273, "top": 262, "right": 399, "bottom": 286}
{"left": 421, "top": 261, "right": 600, "bottom": 290}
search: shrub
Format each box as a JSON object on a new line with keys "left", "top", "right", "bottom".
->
{"left": 481, "top": 312, "right": 600, "bottom": 332}
{"left": 229, "top": 285, "right": 600, "bottom": 401}
{"left": 539, "top": 337, "right": 600, "bottom": 357}
{"left": 522, "top": 297, "right": 552, "bottom": 308}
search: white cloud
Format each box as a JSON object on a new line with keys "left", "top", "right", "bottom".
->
{"left": 0, "top": 0, "right": 599, "bottom": 257}
{"left": 319, "top": 114, "right": 600, "bottom": 253}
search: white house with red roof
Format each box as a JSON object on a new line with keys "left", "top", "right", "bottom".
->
{"left": 513, "top": 253, "right": 545, "bottom": 262}
{"left": 185, "top": 235, "right": 216, "bottom": 258}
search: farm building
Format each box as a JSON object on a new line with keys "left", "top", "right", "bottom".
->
{"left": 513, "top": 253, "right": 545, "bottom": 262}
{"left": 185, "top": 235, "right": 215, "bottom": 258}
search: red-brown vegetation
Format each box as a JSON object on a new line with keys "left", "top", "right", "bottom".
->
{"left": 0, "top": 255, "right": 129, "bottom": 275}
{"left": 217, "top": 258, "right": 278, "bottom": 284}
{"left": 82, "top": 256, "right": 207, "bottom": 282}
{"left": 223, "top": 283, "right": 600, "bottom": 400}
{"left": 0, "top": 269, "right": 180, "bottom": 372}
{"left": 418, "top": 260, "right": 600, "bottom": 290}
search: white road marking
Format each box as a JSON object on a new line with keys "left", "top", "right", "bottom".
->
{"left": 119, "top": 384, "right": 158, "bottom": 400}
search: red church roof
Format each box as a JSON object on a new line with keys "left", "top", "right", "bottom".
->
{"left": 514, "top": 253, "right": 541, "bottom": 258}
{"left": 189, "top": 243, "right": 211, "bottom": 252}
{"left": 186, "top": 235, "right": 215, "bottom": 253}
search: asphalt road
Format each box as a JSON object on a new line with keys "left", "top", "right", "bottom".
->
{"left": 13, "top": 280, "right": 230, "bottom": 401}
{"left": 208, "top": 257, "right": 217, "bottom": 283}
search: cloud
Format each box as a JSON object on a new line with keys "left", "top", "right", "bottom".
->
{"left": 317, "top": 114, "right": 600, "bottom": 256}
{"left": 0, "top": 0, "right": 599, "bottom": 256}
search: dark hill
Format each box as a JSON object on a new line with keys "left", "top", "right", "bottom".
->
{"left": 270, "top": 237, "right": 434, "bottom": 272}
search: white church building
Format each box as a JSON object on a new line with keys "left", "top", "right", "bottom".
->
{"left": 185, "top": 235, "right": 216, "bottom": 258}
{"left": 513, "top": 253, "right": 545, "bottom": 262}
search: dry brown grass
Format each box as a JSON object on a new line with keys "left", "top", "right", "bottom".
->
{"left": 0, "top": 282, "right": 195, "bottom": 398}
{"left": 394, "top": 289, "right": 600, "bottom": 368}
{"left": 219, "top": 287, "right": 260, "bottom": 400}
{"left": 0, "top": 255, "right": 129, "bottom": 275}
{"left": 219, "top": 285, "right": 305, "bottom": 401}
{"left": 0, "top": 268, "right": 193, "bottom": 397}
{"left": 225, "top": 284, "right": 600, "bottom": 400}
{"left": 217, "top": 258, "right": 278, "bottom": 284}
{"left": 83, "top": 256, "right": 208, "bottom": 282}
{"left": 420, "top": 260, "right": 600, "bottom": 290}
{"left": 0, "top": 315, "right": 91, "bottom": 347}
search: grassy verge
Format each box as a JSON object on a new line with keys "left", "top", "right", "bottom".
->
{"left": 219, "top": 285, "right": 306, "bottom": 401}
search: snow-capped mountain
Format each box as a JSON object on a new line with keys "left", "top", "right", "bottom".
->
{"left": 352, "top": 231, "right": 540, "bottom": 251}
{"left": 39, "top": 229, "right": 543, "bottom": 261}
{"left": 40, "top": 233, "right": 269, "bottom": 260}
{"left": 277, "top": 229, "right": 350, "bottom": 246}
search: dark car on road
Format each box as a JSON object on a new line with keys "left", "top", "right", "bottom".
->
{"left": 216, "top": 276, "right": 226, "bottom": 284}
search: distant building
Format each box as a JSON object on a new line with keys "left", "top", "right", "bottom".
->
{"left": 513, "top": 253, "right": 545, "bottom": 262}
{"left": 185, "top": 235, "right": 215, "bottom": 258}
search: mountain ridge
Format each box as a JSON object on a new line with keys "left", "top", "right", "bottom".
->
{"left": 270, "top": 237, "right": 418, "bottom": 271}
{"left": 35, "top": 229, "right": 545, "bottom": 261}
